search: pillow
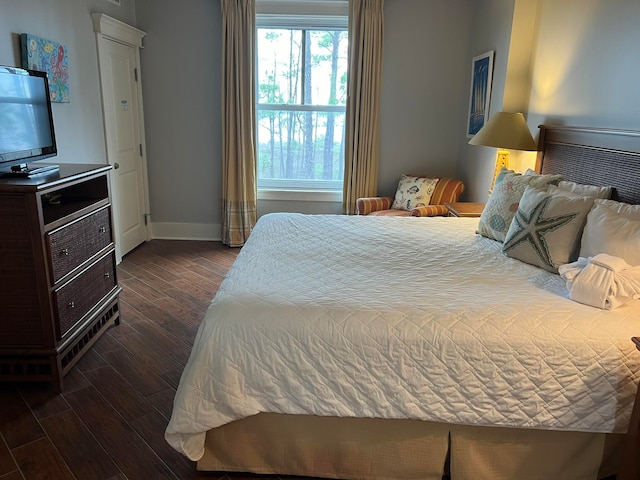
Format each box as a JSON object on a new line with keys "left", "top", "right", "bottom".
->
{"left": 391, "top": 175, "right": 439, "bottom": 211}
{"left": 551, "top": 180, "right": 612, "bottom": 199}
{"left": 592, "top": 198, "right": 640, "bottom": 219}
{"left": 580, "top": 201, "right": 640, "bottom": 266}
{"left": 502, "top": 186, "right": 594, "bottom": 273}
{"left": 477, "top": 168, "right": 563, "bottom": 242}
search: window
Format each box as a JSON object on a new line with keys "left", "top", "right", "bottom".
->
{"left": 256, "top": 9, "right": 348, "bottom": 195}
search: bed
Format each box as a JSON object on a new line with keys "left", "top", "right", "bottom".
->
{"left": 166, "top": 124, "right": 640, "bottom": 480}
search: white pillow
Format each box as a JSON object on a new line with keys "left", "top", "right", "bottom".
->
{"left": 592, "top": 198, "right": 640, "bottom": 219}
{"left": 551, "top": 181, "right": 612, "bottom": 200}
{"left": 391, "top": 175, "right": 439, "bottom": 211}
{"left": 580, "top": 201, "right": 640, "bottom": 266}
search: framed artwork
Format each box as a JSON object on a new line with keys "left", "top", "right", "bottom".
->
{"left": 20, "top": 33, "right": 70, "bottom": 103}
{"left": 466, "top": 50, "right": 494, "bottom": 138}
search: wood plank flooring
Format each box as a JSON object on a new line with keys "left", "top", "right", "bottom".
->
{"left": 0, "top": 240, "right": 309, "bottom": 480}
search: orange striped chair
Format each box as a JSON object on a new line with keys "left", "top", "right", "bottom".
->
{"left": 356, "top": 177, "right": 465, "bottom": 216}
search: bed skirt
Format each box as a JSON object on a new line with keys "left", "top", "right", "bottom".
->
{"left": 197, "top": 413, "right": 622, "bottom": 480}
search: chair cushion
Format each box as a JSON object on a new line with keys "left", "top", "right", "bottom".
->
{"left": 391, "top": 175, "right": 439, "bottom": 211}
{"left": 355, "top": 177, "right": 465, "bottom": 216}
{"left": 410, "top": 205, "right": 450, "bottom": 217}
{"left": 368, "top": 209, "right": 412, "bottom": 217}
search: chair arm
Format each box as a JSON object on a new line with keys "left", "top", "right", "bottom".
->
{"left": 356, "top": 197, "right": 393, "bottom": 215}
{"left": 410, "top": 205, "right": 450, "bottom": 217}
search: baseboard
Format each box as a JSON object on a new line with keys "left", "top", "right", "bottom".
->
{"left": 150, "top": 222, "right": 222, "bottom": 241}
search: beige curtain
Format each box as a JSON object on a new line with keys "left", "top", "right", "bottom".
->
{"left": 220, "top": 0, "right": 257, "bottom": 247}
{"left": 343, "top": 0, "right": 384, "bottom": 214}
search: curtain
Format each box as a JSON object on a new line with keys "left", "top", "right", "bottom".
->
{"left": 220, "top": 0, "right": 257, "bottom": 247}
{"left": 342, "top": 0, "right": 384, "bottom": 215}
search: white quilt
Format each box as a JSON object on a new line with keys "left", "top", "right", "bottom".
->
{"left": 166, "top": 213, "right": 640, "bottom": 461}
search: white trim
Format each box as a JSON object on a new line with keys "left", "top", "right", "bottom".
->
{"left": 91, "top": 13, "right": 146, "bottom": 48}
{"left": 256, "top": 0, "right": 348, "bottom": 17}
{"left": 256, "top": 3, "right": 347, "bottom": 199}
{"left": 151, "top": 222, "right": 222, "bottom": 241}
{"left": 258, "top": 189, "right": 342, "bottom": 202}
{"left": 258, "top": 178, "right": 342, "bottom": 190}
{"left": 258, "top": 103, "right": 345, "bottom": 112}
{"left": 257, "top": 14, "right": 347, "bottom": 28}
{"left": 93, "top": 15, "right": 151, "bottom": 261}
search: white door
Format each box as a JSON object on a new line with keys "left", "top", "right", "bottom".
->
{"left": 93, "top": 14, "right": 150, "bottom": 263}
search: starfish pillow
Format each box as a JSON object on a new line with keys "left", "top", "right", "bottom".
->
{"left": 502, "top": 186, "right": 595, "bottom": 273}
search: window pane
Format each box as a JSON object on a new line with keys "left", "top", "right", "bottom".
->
{"left": 257, "top": 108, "right": 345, "bottom": 185}
{"left": 257, "top": 28, "right": 348, "bottom": 107}
{"left": 307, "top": 30, "right": 348, "bottom": 106}
{"left": 257, "top": 29, "right": 302, "bottom": 104}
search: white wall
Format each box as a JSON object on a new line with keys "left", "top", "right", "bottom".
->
{"left": 0, "top": 0, "right": 136, "bottom": 166}
{"left": 454, "top": 0, "right": 516, "bottom": 202}
{"left": 134, "top": 0, "right": 476, "bottom": 236}
{"left": 377, "top": 0, "right": 473, "bottom": 198}
{"left": 135, "top": 0, "right": 221, "bottom": 239}
{"left": 7, "top": 0, "right": 639, "bottom": 239}
{"left": 527, "top": 0, "right": 640, "bottom": 131}
{"left": 459, "top": 0, "right": 640, "bottom": 202}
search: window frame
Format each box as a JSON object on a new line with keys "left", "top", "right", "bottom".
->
{"left": 255, "top": 5, "right": 348, "bottom": 200}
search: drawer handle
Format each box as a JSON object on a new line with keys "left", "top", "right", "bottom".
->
{"left": 104, "top": 272, "right": 111, "bottom": 278}
{"left": 99, "top": 226, "right": 106, "bottom": 233}
{"left": 68, "top": 301, "right": 75, "bottom": 308}
{"left": 61, "top": 248, "right": 70, "bottom": 256}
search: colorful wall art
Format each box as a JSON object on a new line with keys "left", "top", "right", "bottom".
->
{"left": 20, "top": 33, "right": 70, "bottom": 103}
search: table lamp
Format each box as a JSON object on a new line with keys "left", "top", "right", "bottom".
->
{"left": 468, "top": 112, "right": 537, "bottom": 191}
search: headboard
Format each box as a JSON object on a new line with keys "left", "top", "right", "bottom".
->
{"left": 536, "top": 124, "right": 640, "bottom": 205}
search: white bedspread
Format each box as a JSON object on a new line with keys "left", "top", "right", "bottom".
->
{"left": 166, "top": 213, "right": 640, "bottom": 460}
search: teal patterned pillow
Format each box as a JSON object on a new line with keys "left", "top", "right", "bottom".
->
{"left": 502, "top": 186, "right": 595, "bottom": 273}
{"left": 477, "top": 168, "right": 563, "bottom": 242}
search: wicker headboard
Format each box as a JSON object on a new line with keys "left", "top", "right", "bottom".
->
{"left": 536, "top": 124, "right": 640, "bottom": 205}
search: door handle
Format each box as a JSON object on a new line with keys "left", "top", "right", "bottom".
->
{"left": 113, "top": 162, "right": 120, "bottom": 169}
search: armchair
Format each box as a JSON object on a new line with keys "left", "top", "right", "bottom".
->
{"left": 356, "top": 177, "right": 465, "bottom": 216}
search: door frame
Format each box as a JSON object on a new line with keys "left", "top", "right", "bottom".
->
{"left": 92, "top": 13, "right": 151, "bottom": 264}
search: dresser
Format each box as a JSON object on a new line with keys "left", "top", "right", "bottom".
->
{"left": 0, "top": 164, "right": 121, "bottom": 391}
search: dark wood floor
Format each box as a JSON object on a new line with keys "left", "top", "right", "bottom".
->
{"left": 0, "top": 240, "right": 308, "bottom": 480}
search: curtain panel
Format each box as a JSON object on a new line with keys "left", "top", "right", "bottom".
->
{"left": 343, "top": 0, "right": 384, "bottom": 215}
{"left": 220, "top": 0, "right": 257, "bottom": 247}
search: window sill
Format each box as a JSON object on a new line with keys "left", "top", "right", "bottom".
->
{"left": 258, "top": 189, "right": 343, "bottom": 202}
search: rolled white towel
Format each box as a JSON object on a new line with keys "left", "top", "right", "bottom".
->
{"left": 558, "top": 254, "right": 640, "bottom": 310}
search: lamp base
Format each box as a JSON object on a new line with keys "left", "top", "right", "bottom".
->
{"left": 489, "top": 150, "right": 510, "bottom": 195}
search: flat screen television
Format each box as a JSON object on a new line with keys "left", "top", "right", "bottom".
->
{"left": 0, "top": 65, "right": 58, "bottom": 177}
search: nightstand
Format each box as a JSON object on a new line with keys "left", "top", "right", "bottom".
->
{"left": 619, "top": 337, "right": 640, "bottom": 480}
{"left": 444, "top": 202, "right": 485, "bottom": 218}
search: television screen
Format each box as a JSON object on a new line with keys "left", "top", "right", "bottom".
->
{"left": 0, "top": 66, "right": 57, "bottom": 175}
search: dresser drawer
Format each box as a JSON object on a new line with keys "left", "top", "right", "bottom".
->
{"left": 54, "top": 252, "right": 117, "bottom": 339}
{"left": 47, "top": 207, "right": 112, "bottom": 284}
